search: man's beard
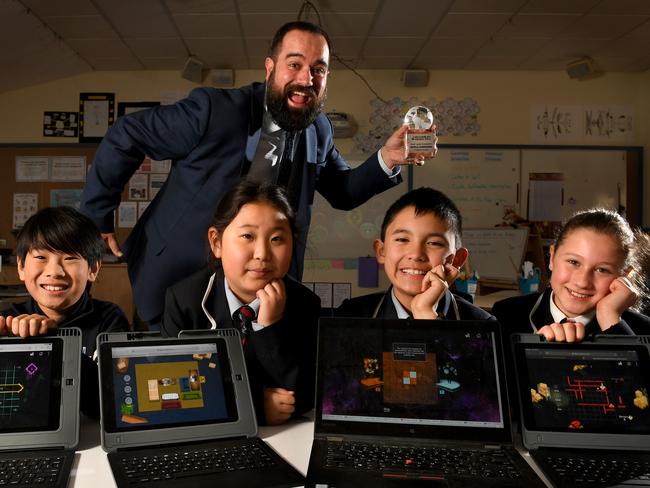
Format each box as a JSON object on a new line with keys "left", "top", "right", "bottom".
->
{"left": 266, "top": 71, "right": 326, "bottom": 131}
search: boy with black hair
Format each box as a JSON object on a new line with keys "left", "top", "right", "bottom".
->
{"left": 338, "top": 187, "right": 494, "bottom": 321}
{"left": 0, "top": 206, "right": 129, "bottom": 418}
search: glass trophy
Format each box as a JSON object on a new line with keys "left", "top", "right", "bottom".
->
{"left": 404, "top": 106, "right": 436, "bottom": 164}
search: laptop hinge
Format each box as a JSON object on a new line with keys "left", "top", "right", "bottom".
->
{"left": 114, "top": 436, "right": 249, "bottom": 453}
{"left": 483, "top": 444, "right": 501, "bottom": 450}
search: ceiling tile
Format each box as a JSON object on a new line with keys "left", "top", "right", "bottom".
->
{"left": 20, "top": 0, "right": 99, "bottom": 17}
{"left": 450, "top": 0, "right": 527, "bottom": 13}
{"left": 94, "top": 0, "right": 177, "bottom": 38}
{"left": 90, "top": 57, "right": 143, "bottom": 70}
{"left": 518, "top": 55, "right": 579, "bottom": 70}
{"left": 591, "top": 0, "right": 650, "bottom": 15}
{"left": 165, "top": 0, "right": 236, "bottom": 14}
{"left": 240, "top": 13, "right": 296, "bottom": 37}
{"left": 419, "top": 36, "right": 485, "bottom": 57}
{"left": 475, "top": 37, "right": 549, "bottom": 56}
{"left": 624, "top": 19, "right": 650, "bottom": 38}
{"left": 126, "top": 38, "right": 188, "bottom": 59}
{"left": 370, "top": 0, "right": 452, "bottom": 36}
{"left": 540, "top": 38, "right": 609, "bottom": 57}
{"left": 556, "top": 14, "right": 649, "bottom": 39}
{"left": 595, "top": 56, "right": 648, "bottom": 71}
{"left": 43, "top": 15, "right": 119, "bottom": 39}
{"left": 412, "top": 56, "right": 472, "bottom": 69}
{"left": 432, "top": 13, "right": 510, "bottom": 38}
{"left": 520, "top": 0, "right": 601, "bottom": 14}
{"left": 67, "top": 39, "right": 133, "bottom": 60}
{"left": 497, "top": 14, "right": 580, "bottom": 38}
{"left": 174, "top": 13, "right": 241, "bottom": 38}
{"left": 362, "top": 37, "right": 426, "bottom": 58}
{"left": 237, "top": 0, "right": 300, "bottom": 13}
{"left": 330, "top": 37, "right": 365, "bottom": 57}
{"left": 321, "top": 12, "right": 375, "bottom": 37}
{"left": 356, "top": 56, "right": 413, "bottom": 69}
{"left": 141, "top": 57, "right": 188, "bottom": 70}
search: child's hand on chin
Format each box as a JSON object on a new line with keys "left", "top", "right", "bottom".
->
{"left": 537, "top": 321, "right": 585, "bottom": 343}
{"left": 411, "top": 264, "right": 456, "bottom": 319}
{"left": 256, "top": 279, "right": 287, "bottom": 326}
{"left": 263, "top": 387, "right": 295, "bottom": 425}
{"left": 596, "top": 276, "right": 638, "bottom": 330}
{"left": 0, "top": 314, "right": 57, "bottom": 337}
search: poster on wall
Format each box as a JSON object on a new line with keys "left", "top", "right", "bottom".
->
{"left": 51, "top": 156, "right": 86, "bottom": 182}
{"left": 13, "top": 193, "right": 38, "bottom": 229}
{"left": 79, "top": 92, "right": 115, "bottom": 142}
{"left": 43, "top": 111, "right": 78, "bottom": 137}
{"left": 15, "top": 156, "right": 49, "bottom": 181}
{"left": 117, "top": 101, "right": 159, "bottom": 117}
{"left": 50, "top": 189, "right": 84, "bottom": 209}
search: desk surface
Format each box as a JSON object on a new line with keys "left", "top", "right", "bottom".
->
{"left": 70, "top": 416, "right": 551, "bottom": 488}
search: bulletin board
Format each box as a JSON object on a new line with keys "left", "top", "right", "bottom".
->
{"left": 0, "top": 144, "right": 162, "bottom": 251}
{"left": 462, "top": 228, "right": 529, "bottom": 282}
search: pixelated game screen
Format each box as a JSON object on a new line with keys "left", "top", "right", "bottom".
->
{"left": 100, "top": 339, "right": 238, "bottom": 433}
{"left": 318, "top": 323, "right": 505, "bottom": 429}
{"left": 516, "top": 345, "right": 650, "bottom": 434}
{"left": 0, "top": 340, "right": 62, "bottom": 433}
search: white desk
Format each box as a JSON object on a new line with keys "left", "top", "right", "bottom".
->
{"left": 69, "top": 416, "right": 314, "bottom": 487}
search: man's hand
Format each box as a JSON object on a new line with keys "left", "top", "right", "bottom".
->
{"left": 102, "top": 232, "right": 123, "bottom": 258}
{"left": 380, "top": 125, "right": 438, "bottom": 170}
{"left": 0, "top": 314, "right": 57, "bottom": 338}
{"left": 256, "top": 279, "right": 286, "bottom": 326}
{"left": 537, "top": 321, "right": 585, "bottom": 343}
{"left": 263, "top": 387, "right": 295, "bottom": 425}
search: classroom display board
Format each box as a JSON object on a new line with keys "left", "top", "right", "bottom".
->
{"left": 462, "top": 228, "right": 529, "bottom": 283}
{"left": 415, "top": 148, "right": 520, "bottom": 228}
{"left": 306, "top": 155, "right": 408, "bottom": 259}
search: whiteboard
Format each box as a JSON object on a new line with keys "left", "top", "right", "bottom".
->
{"left": 305, "top": 155, "right": 408, "bottom": 259}
{"left": 462, "top": 228, "right": 529, "bottom": 282}
{"left": 521, "top": 149, "right": 626, "bottom": 221}
{"left": 415, "top": 148, "right": 520, "bottom": 227}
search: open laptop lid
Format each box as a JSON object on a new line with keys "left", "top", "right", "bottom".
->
{"left": 0, "top": 328, "right": 81, "bottom": 451}
{"left": 315, "top": 318, "right": 512, "bottom": 445}
{"left": 97, "top": 330, "right": 257, "bottom": 452}
{"left": 512, "top": 334, "right": 650, "bottom": 451}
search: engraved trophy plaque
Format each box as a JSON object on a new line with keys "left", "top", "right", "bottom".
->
{"left": 404, "top": 106, "right": 436, "bottom": 164}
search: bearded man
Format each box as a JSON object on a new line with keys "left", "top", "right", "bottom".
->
{"left": 81, "top": 21, "right": 416, "bottom": 329}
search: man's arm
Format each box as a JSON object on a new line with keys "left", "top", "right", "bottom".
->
{"left": 80, "top": 88, "right": 214, "bottom": 244}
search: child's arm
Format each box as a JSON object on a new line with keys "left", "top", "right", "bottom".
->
{"left": 596, "top": 276, "right": 638, "bottom": 331}
{"left": 411, "top": 263, "right": 459, "bottom": 319}
{"left": 0, "top": 314, "right": 56, "bottom": 337}
{"left": 263, "top": 387, "right": 295, "bottom": 425}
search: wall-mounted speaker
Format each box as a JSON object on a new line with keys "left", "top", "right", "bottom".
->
{"left": 401, "top": 69, "right": 429, "bottom": 87}
{"left": 181, "top": 56, "right": 203, "bottom": 83}
{"left": 566, "top": 57, "right": 600, "bottom": 80}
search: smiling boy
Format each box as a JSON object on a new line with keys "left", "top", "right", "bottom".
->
{"left": 337, "top": 187, "right": 494, "bottom": 321}
{"left": 0, "top": 206, "right": 129, "bottom": 417}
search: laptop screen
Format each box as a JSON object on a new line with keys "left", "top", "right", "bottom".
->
{"left": 317, "top": 319, "right": 506, "bottom": 434}
{"left": 515, "top": 343, "right": 650, "bottom": 435}
{"left": 0, "top": 339, "right": 63, "bottom": 434}
{"left": 99, "top": 338, "right": 239, "bottom": 433}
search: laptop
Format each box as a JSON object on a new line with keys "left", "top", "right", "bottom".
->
{"left": 96, "top": 329, "right": 304, "bottom": 488}
{"left": 305, "top": 317, "right": 545, "bottom": 487}
{"left": 513, "top": 333, "right": 650, "bottom": 487}
{"left": 0, "top": 328, "right": 81, "bottom": 488}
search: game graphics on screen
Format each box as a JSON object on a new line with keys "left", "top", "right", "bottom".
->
{"left": 0, "top": 349, "right": 52, "bottom": 430}
{"left": 113, "top": 351, "right": 228, "bottom": 428}
{"left": 526, "top": 352, "right": 649, "bottom": 432}
{"left": 321, "top": 329, "right": 502, "bottom": 424}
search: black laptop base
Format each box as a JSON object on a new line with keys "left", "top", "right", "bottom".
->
{"left": 108, "top": 436, "right": 304, "bottom": 488}
{"left": 531, "top": 447, "right": 650, "bottom": 488}
{"left": 306, "top": 438, "right": 545, "bottom": 488}
{"left": 0, "top": 449, "right": 74, "bottom": 488}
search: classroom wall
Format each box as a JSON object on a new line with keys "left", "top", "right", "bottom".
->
{"left": 1, "top": 68, "right": 648, "bottom": 205}
{"left": 0, "top": 67, "right": 647, "bottom": 300}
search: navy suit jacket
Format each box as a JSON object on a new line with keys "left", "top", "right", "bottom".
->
{"left": 81, "top": 82, "right": 400, "bottom": 321}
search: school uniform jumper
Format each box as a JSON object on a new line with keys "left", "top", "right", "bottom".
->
{"left": 162, "top": 267, "right": 320, "bottom": 424}
{"left": 0, "top": 292, "right": 130, "bottom": 418}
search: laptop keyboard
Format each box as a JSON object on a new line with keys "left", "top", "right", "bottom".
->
{"left": 117, "top": 440, "right": 278, "bottom": 483}
{"left": 542, "top": 454, "right": 650, "bottom": 486}
{"left": 325, "top": 441, "right": 521, "bottom": 479}
{"left": 0, "top": 455, "right": 65, "bottom": 486}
